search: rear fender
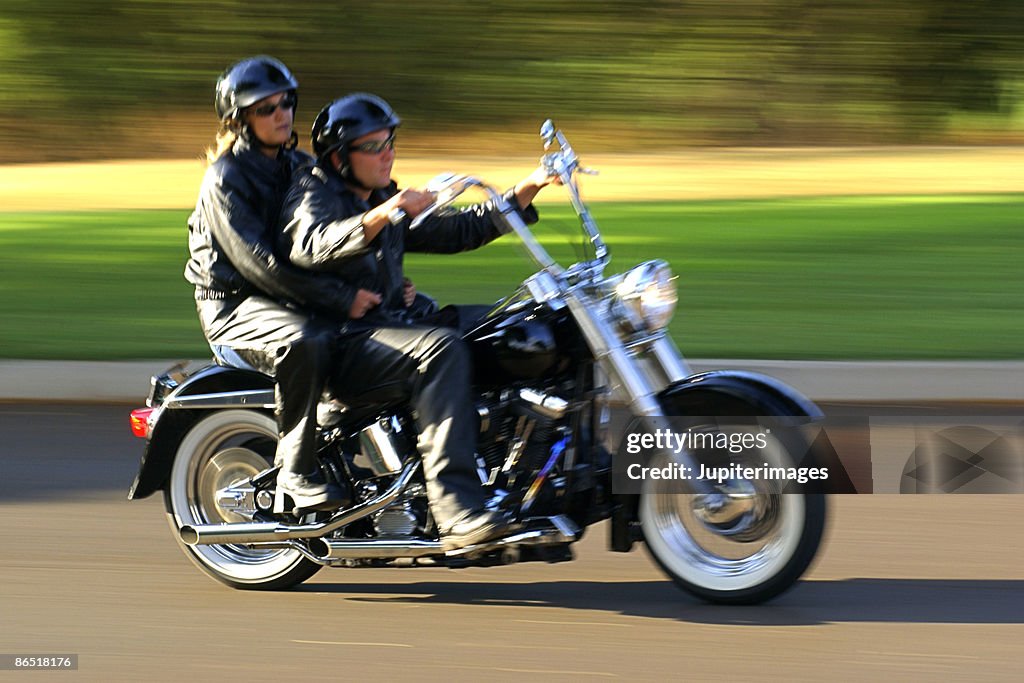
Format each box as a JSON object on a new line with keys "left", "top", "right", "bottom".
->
{"left": 127, "top": 364, "right": 274, "bottom": 500}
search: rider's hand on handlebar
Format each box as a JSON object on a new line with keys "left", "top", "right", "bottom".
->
{"left": 362, "top": 188, "right": 439, "bottom": 240}
{"left": 393, "top": 188, "right": 437, "bottom": 219}
{"left": 512, "top": 164, "right": 562, "bottom": 210}
{"left": 530, "top": 163, "right": 563, "bottom": 188}
{"left": 349, "top": 289, "right": 382, "bottom": 319}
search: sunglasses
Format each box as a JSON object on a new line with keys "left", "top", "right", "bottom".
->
{"left": 350, "top": 132, "right": 396, "bottom": 155}
{"left": 250, "top": 92, "right": 297, "bottom": 117}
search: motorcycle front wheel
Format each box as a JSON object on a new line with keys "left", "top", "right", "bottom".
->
{"left": 164, "top": 410, "right": 322, "bottom": 590}
{"left": 639, "top": 413, "right": 826, "bottom": 605}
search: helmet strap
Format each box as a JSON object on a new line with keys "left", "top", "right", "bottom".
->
{"left": 239, "top": 122, "right": 286, "bottom": 155}
{"left": 333, "top": 149, "right": 372, "bottom": 192}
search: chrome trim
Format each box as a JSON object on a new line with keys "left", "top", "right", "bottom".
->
{"left": 650, "top": 335, "right": 691, "bottom": 383}
{"left": 243, "top": 541, "right": 330, "bottom": 565}
{"left": 407, "top": 172, "right": 563, "bottom": 276}
{"left": 165, "top": 389, "right": 275, "bottom": 410}
{"left": 563, "top": 288, "right": 663, "bottom": 416}
{"left": 214, "top": 482, "right": 257, "bottom": 520}
{"left": 477, "top": 404, "right": 491, "bottom": 433}
{"left": 540, "top": 119, "right": 608, "bottom": 276}
{"left": 521, "top": 437, "right": 566, "bottom": 514}
{"left": 518, "top": 388, "right": 569, "bottom": 420}
{"left": 179, "top": 458, "right": 419, "bottom": 545}
{"left": 497, "top": 198, "right": 563, "bottom": 275}
{"left": 620, "top": 331, "right": 666, "bottom": 351}
{"left": 614, "top": 260, "right": 678, "bottom": 333}
{"left": 311, "top": 538, "right": 444, "bottom": 560}
{"left": 257, "top": 516, "right": 579, "bottom": 563}
{"left": 563, "top": 287, "right": 715, "bottom": 495}
{"left": 358, "top": 417, "right": 406, "bottom": 476}
{"left": 524, "top": 271, "right": 566, "bottom": 310}
{"left": 547, "top": 514, "right": 581, "bottom": 539}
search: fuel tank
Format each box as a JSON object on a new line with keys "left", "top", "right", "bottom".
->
{"left": 465, "top": 302, "right": 577, "bottom": 386}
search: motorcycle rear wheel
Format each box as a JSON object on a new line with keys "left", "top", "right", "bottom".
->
{"left": 639, "top": 414, "right": 826, "bottom": 605}
{"left": 164, "top": 410, "right": 321, "bottom": 590}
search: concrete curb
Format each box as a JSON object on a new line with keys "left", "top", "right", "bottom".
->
{"left": 1, "top": 359, "right": 1022, "bottom": 403}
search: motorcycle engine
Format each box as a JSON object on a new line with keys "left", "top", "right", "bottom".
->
{"left": 476, "top": 387, "right": 570, "bottom": 486}
{"left": 358, "top": 480, "right": 427, "bottom": 538}
{"left": 373, "top": 502, "right": 420, "bottom": 538}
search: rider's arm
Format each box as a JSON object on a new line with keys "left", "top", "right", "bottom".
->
{"left": 403, "top": 187, "right": 539, "bottom": 254}
{"left": 512, "top": 165, "right": 558, "bottom": 210}
{"left": 203, "top": 170, "right": 357, "bottom": 317}
{"left": 279, "top": 168, "right": 377, "bottom": 271}
{"left": 405, "top": 165, "right": 555, "bottom": 254}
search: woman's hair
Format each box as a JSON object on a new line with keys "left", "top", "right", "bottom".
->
{"left": 205, "top": 123, "right": 239, "bottom": 165}
{"left": 204, "top": 113, "right": 297, "bottom": 164}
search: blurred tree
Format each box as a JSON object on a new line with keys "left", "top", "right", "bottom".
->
{"left": 0, "top": 0, "right": 1020, "bottom": 161}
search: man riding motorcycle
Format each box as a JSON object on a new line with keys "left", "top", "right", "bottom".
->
{"left": 277, "top": 93, "right": 558, "bottom": 549}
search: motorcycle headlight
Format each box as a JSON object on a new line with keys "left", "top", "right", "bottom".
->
{"left": 615, "top": 260, "right": 678, "bottom": 333}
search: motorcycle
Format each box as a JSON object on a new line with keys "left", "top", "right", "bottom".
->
{"left": 128, "top": 121, "right": 828, "bottom": 604}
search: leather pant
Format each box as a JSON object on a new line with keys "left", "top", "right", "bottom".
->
{"left": 198, "top": 297, "right": 489, "bottom": 530}
{"left": 196, "top": 296, "right": 332, "bottom": 479}
{"left": 330, "top": 323, "right": 486, "bottom": 531}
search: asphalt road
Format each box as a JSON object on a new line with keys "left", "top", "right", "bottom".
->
{"left": 1, "top": 404, "right": 1022, "bottom": 681}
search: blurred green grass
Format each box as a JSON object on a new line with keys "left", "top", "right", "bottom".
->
{"left": 1, "top": 194, "right": 1021, "bottom": 360}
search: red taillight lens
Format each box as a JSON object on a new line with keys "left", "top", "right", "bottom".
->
{"left": 129, "top": 408, "right": 155, "bottom": 438}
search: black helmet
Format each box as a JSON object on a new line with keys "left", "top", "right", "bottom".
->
{"left": 311, "top": 93, "right": 401, "bottom": 159}
{"left": 215, "top": 56, "right": 298, "bottom": 121}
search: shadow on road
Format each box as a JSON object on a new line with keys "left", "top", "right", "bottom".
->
{"left": 302, "top": 577, "right": 1024, "bottom": 625}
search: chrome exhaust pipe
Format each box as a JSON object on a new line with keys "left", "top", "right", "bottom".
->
{"left": 310, "top": 513, "right": 580, "bottom": 561}
{"left": 308, "top": 538, "right": 444, "bottom": 560}
{"left": 179, "top": 458, "right": 419, "bottom": 546}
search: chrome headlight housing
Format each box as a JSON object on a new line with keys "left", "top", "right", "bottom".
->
{"left": 614, "top": 260, "right": 678, "bottom": 333}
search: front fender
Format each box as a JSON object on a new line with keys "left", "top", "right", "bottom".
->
{"left": 658, "top": 370, "right": 823, "bottom": 421}
{"left": 127, "top": 364, "right": 274, "bottom": 500}
{"left": 609, "top": 369, "right": 823, "bottom": 553}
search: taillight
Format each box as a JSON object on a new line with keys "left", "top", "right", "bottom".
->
{"left": 129, "top": 408, "right": 155, "bottom": 438}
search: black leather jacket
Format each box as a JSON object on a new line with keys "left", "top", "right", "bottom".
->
{"left": 184, "top": 137, "right": 356, "bottom": 316}
{"left": 278, "top": 164, "right": 538, "bottom": 322}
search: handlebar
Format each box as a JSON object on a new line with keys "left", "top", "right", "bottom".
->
{"left": 404, "top": 120, "right": 607, "bottom": 281}
{"left": 539, "top": 119, "right": 608, "bottom": 274}
{"left": 407, "top": 172, "right": 562, "bottom": 273}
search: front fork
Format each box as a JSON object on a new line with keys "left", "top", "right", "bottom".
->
{"left": 563, "top": 289, "right": 717, "bottom": 496}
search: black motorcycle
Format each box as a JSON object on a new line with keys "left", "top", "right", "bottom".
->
{"left": 128, "top": 121, "right": 828, "bottom": 604}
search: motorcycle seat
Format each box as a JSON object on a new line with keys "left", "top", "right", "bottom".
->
{"left": 210, "top": 344, "right": 260, "bottom": 373}
{"left": 210, "top": 343, "right": 408, "bottom": 428}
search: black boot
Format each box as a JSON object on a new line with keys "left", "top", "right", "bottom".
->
{"left": 270, "top": 334, "right": 343, "bottom": 514}
{"left": 274, "top": 468, "right": 344, "bottom": 514}
{"left": 440, "top": 508, "right": 517, "bottom": 551}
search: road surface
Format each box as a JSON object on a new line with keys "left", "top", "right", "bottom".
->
{"left": 0, "top": 403, "right": 1021, "bottom": 680}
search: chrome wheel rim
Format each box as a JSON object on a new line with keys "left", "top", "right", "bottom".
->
{"left": 640, "top": 432, "right": 806, "bottom": 592}
{"left": 169, "top": 412, "right": 304, "bottom": 582}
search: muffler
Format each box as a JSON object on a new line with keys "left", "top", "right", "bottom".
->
{"left": 179, "top": 458, "right": 419, "bottom": 546}
{"left": 307, "top": 538, "right": 443, "bottom": 560}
